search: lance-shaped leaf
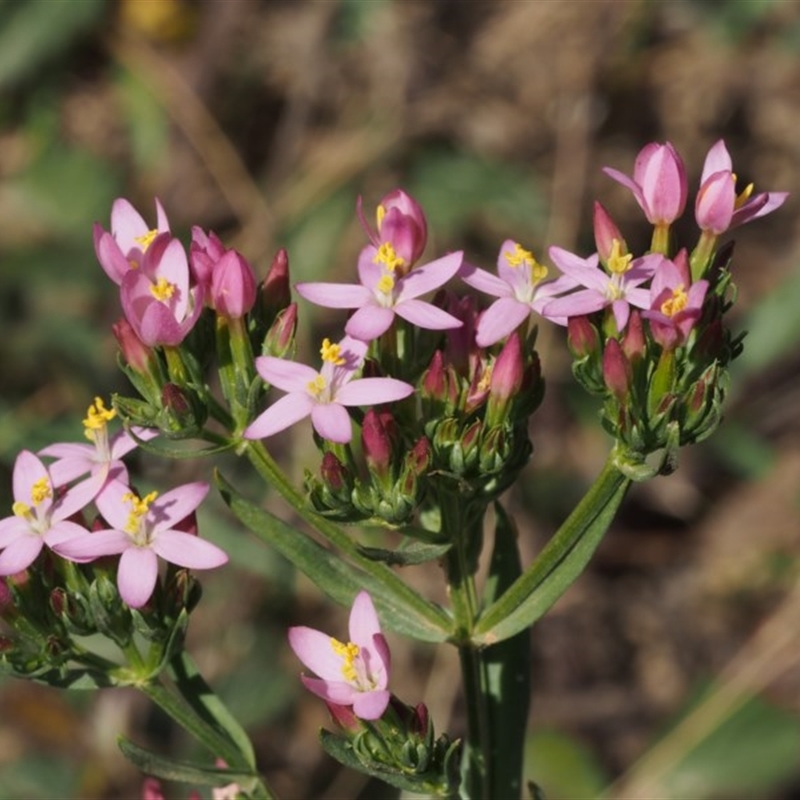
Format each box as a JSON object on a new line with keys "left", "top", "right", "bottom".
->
{"left": 474, "top": 457, "right": 629, "bottom": 645}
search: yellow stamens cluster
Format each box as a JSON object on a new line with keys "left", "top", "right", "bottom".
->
{"left": 376, "top": 274, "right": 395, "bottom": 295}
{"left": 607, "top": 239, "right": 633, "bottom": 275}
{"left": 660, "top": 284, "right": 688, "bottom": 317}
{"left": 331, "top": 638, "right": 360, "bottom": 683}
{"left": 122, "top": 490, "right": 158, "bottom": 535}
{"left": 307, "top": 374, "right": 327, "bottom": 398}
{"left": 83, "top": 397, "right": 116, "bottom": 441}
{"left": 320, "top": 338, "right": 346, "bottom": 366}
{"left": 505, "top": 243, "right": 548, "bottom": 283}
{"left": 373, "top": 242, "right": 405, "bottom": 273}
{"left": 150, "top": 276, "right": 176, "bottom": 302}
{"left": 31, "top": 477, "right": 53, "bottom": 505}
{"left": 135, "top": 229, "right": 159, "bottom": 252}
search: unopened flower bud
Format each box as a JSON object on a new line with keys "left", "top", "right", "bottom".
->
{"left": 326, "top": 701, "right": 363, "bottom": 733}
{"left": 622, "top": 310, "right": 646, "bottom": 362}
{"left": 262, "top": 302, "right": 297, "bottom": 359}
{"left": 567, "top": 316, "right": 600, "bottom": 359}
{"left": 602, "top": 338, "right": 632, "bottom": 402}
{"left": 320, "top": 451, "right": 350, "bottom": 496}
{"left": 486, "top": 333, "right": 524, "bottom": 426}
{"left": 112, "top": 318, "right": 158, "bottom": 376}
{"left": 405, "top": 437, "right": 431, "bottom": 477}
{"left": 260, "top": 248, "right": 291, "bottom": 323}
{"left": 375, "top": 189, "right": 428, "bottom": 267}
{"left": 362, "top": 409, "right": 394, "bottom": 482}
{"left": 593, "top": 202, "right": 627, "bottom": 264}
{"left": 189, "top": 226, "right": 226, "bottom": 291}
{"left": 211, "top": 251, "right": 257, "bottom": 319}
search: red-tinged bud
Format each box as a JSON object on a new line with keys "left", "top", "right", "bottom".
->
{"left": 261, "top": 248, "right": 291, "bottom": 322}
{"left": 50, "top": 587, "right": 66, "bottom": 617}
{"left": 211, "top": 251, "right": 257, "bottom": 319}
{"left": 622, "top": 310, "right": 646, "bottom": 362}
{"left": 602, "top": 338, "right": 631, "bottom": 402}
{"left": 189, "top": 226, "right": 226, "bottom": 291}
{"left": 486, "top": 332, "right": 524, "bottom": 425}
{"left": 362, "top": 409, "right": 393, "bottom": 481}
{"left": 673, "top": 247, "right": 691, "bottom": 286}
{"left": 326, "top": 701, "right": 363, "bottom": 733}
{"left": 593, "top": 201, "right": 627, "bottom": 264}
{"left": 112, "top": 317, "right": 157, "bottom": 375}
{"left": 262, "top": 302, "right": 297, "bottom": 359}
{"left": 412, "top": 702, "right": 430, "bottom": 738}
{"left": 443, "top": 293, "right": 479, "bottom": 376}
{"left": 405, "top": 437, "right": 431, "bottom": 476}
{"left": 421, "top": 350, "right": 447, "bottom": 402}
{"left": 142, "top": 777, "right": 166, "bottom": 800}
{"left": 162, "top": 383, "right": 190, "bottom": 416}
{"left": 693, "top": 317, "right": 724, "bottom": 361}
{"left": 688, "top": 377, "right": 709, "bottom": 416}
{"left": 320, "top": 451, "right": 348, "bottom": 493}
{"left": 567, "top": 316, "right": 600, "bottom": 359}
{"left": 462, "top": 419, "right": 482, "bottom": 454}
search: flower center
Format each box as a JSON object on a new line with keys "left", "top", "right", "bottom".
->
{"left": 331, "top": 637, "right": 362, "bottom": 684}
{"left": 83, "top": 397, "right": 116, "bottom": 442}
{"left": 607, "top": 239, "right": 633, "bottom": 275}
{"left": 505, "top": 243, "right": 548, "bottom": 283}
{"left": 320, "top": 338, "right": 345, "bottom": 366}
{"left": 307, "top": 374, "right": 327, "bottom": 399}
{"left": 376, "top": 273, "right": 395, "bottom": 296}
{"left": 150, "top": 276, "right": 176, "bottom": 302}
{"left": 13, "top": 476, "right": 53, "bottom": 522}
{"left": 660, "top": 284, "right": 688, "bottom": 317}
{"left": 122, "top": 490, "right": 158, "bottom": 541}
{"left": 373, "top": 242, "right": 405, "bottom": 273}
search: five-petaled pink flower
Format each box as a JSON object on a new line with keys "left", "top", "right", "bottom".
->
{"left": 695, "top": 139, "right": 788, "bottom": 235}
{"left": 0, "top": 451, "right": 89, "bottom": 576}
{"left": 543, "top": 244, "right": 662, "bottom": 331}
{"left": 460, "top": 240, "right": 578, "bottom": 346}
{"left": 94, "top": 198, "right": 170, "bottom": 285}
{"left": 295, "top": 250, "right": 464, "bottom": 343}
{"left": 244, "top": 336, "right": 413, "bottom": 444}
{"left": 288, "top": 590, "right": 391, "bottom": 720}
{"left": 120, "top": 233, "right": 205, "bottom": 347}
{"left": 604, "top": 142, "right": 688, "bottom": 226}
{"left": 54, "top": 480, "right": 227, "bottom": 608}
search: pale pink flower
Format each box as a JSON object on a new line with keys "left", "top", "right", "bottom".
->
{"left": 244, "top": 336, "right": 413, "bottom": 444}
{"left": 0, "top": 451, "right": 90, "bottom": 575}
{"left": 288, "top": 590, "right": 391, "bottom": 720}
{"left": 54, "top": 480, "right": 227, "bottom": 608}
{"left": 295, "top": 250, "right": 463, "bottom": 343}
{"left": 460, "top": 240, "right": 578, "bottom": 346}
{"left": 94, "top": 198, "right": 170, "bottom": 285}
{"left": 604, "top": 142, "right": 687, "bottom": 225}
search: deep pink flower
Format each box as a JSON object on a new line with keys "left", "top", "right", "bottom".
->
{"left": 288, "top": 590, "right": 391, "bottom": 720}
{"left": 120, "top": 234, "right": 205, "bottom": 347}
{"left": 695, "top": 139, "right": 788, "bottom": 235}
{"left": 189, "top": 226, "right": 226, "bottom": 291}
{"left": 295, "top": 250, "right": 463, "bottom": 343}
{"left": 543, "top": 245, "right": 662, "bottom": 331}
{"left": 642, "top": 252, "right": 709, "bottom": 350}
{"left": 244, "top": 336, "right": 413, "bottom": 444}
{"left": 0, "top": 451, "right": 90, "bottom": 575}
{"left": 461, "top": 240, "right": 578, "bottom": 346}
{"left": 54, "top": 480, "right": 227, "bottom": 608}
{"left": 357, "top": 189, "right": 428, "bottom": 271}
{"left": 94, "top": 198, "right": 170, "bottom": 285}
{"left": 604, "top": 142, "right": 688, "bottom": 225}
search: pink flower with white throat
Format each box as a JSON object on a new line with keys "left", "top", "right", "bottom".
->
{"left": 244, "top": 336, "right": 414, "bottom": 444}
{"left": 94, "top": 198, "right": 170, "bottom": 285}
{"left": 0, "top": 451, "right": 90, "bottom": 576}
{"left": 53, "top": 480, "right": 227, "bottom": 608}
{"left": 288, "top": 590, "right": 391, "bottom": 720}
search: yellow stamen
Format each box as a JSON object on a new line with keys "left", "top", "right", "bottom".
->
{"left": 607, "top": 239, "right": 633, "bottom": 275}
{"left": 376, "top": 273, "right": 395, "bottom": 294}
{"left": 122, "top": 490, "right": 158, "bottom": 535}
{"left": 307, "top": 375, "right": 327, "bottom": 398}
{"left": 376, "top": 203, "right": 386, "bottom": 231}
{"left": 373, "top": 242, "right": 405, "bottom": 273}
{"left": 30, "top": 477, "right": 52, "bottom": 506}
{"left": 660, "top": 284, "right": 688, "bottom": 317}
{"left": 150, "top": 276, "right": 176, "bottom": 302}
{"left": 331, "top": 638, "right": 360, "bottom": 683}
{"left": 320, "top": 338, "right": 346, "bottom": 366}
{"left": 477, "top": 363, "right": 493, "bottom": 393}
{"left": 83, "top": 397, "right": 116, "bottom": 441}
{"left": 735, "top": 182, "right": 754, "bottom": 210}
{"left": 135, "top": 229, "right": 159, "bottom": 252}
{"left": 505, "top": 243, "right": 548, "bottom": 283}
{"left": 12, "top": 501, "right": 32, "bottom": 520}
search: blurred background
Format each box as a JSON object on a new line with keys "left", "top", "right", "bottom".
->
{"left": 1, "top": 0, "right": 800, "bottom": 797}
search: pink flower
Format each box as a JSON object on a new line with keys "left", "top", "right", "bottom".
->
{"left": 120, "top": 234, "right": 205, "bottom": 347}
{"left": 288, "top": 590, "right": 391, "bottom": 720}
{"left": 357, "top": 189, "right": 428, "bottom": 271}
{"left": 543, "top": 245, "right": 662, "bottom": 331}
{"left": 642, "top": 251, "right": 708, "bottom": 350}
{"left": 295, "top": 250, "right": 463, "bottom": 343}
{"left": 189, "top": 226, "right": 226, "bottom": 291}
{"left": 244, "top": 336, "right": 413, "bottom": 444}
{"left": 0, "top": 451, "right": 90, "bottom": 575}
{"left": 94, "top": 198, "right": 170, "bottom": 285}
{"left": 39, "top": 397, "right": 157, "bottom": 505}
{"left": 695, "top": 139, "right": 788, "bottom": 235}
{"left": 604, "top": 142, "right": 688, "bottom": 225}
{"left": 460, "top": 240, "right": 578, "bottom": 346}
{"left": 54, "top": 480, "right": 227, "bottom": 608}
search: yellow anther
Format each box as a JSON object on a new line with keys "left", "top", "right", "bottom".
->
{"left": 134, "top": 229, "right": 159, "bottom": 252}
{"left": 376, "top": 273, "right": 395, "bottom": 294}
{"left": 735, "top": 182, "right": 755, "bottom": 209}
{"left": 30, "top": 477, "right": 52, "bottom": 506}
{"left": 660, "top": 284, "right": 688, "bottom": 317}
{"left": 150, "top": 276, "right": 176, "bottom": 302}
{"left": 307, "top": 375, "right": 327, "bottom": 398}
{"left": 373, "top": 242, "right": 405, "bottom": 273}
{"left": 122, "top": 490, "right": 157, "bottom": 535}
{"left": 607, "top": 239, "right": 633, "bottom": 275}
{"left": 12, "top": 501, "right": 32, "bottom": 519}
{"left": 331, "top": 638, "right": 360, "bottom": 683}
{"left": 376, "top": 203, "right": 386, "bottom": 231}
{"left": 320, "top": 338, "right": 346, "bottom": 366}
{"left": 504, "top": 242, "right": 536, "bottom": 268}
{"left": 477, "top": 363, "right": 493, "bottom": 393}
{"left": 83, "top": 397, "right": 116, "bottom": 434}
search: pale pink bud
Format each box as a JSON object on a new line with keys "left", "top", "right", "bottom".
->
{"left": 593, "top": 201, "right": 627, "bottom": 263}
{"left": 695, "top": 170, "right": 736, "bottom": 235}
{"left": 567, "top": 316, "right": 599, "bottom": 359}
{"left": 210, "top": 251, "right": 257, "bottom": 319}
{"left": 112, "top": 317, "right": 156, "bottom": 375}
{"left": 602, "top": 338, "right": 632, "bottom": 401}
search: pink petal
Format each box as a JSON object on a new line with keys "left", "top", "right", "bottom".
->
{"left": 295, "top": 282, "right": 372, "bottom": 309}
{"left": 111, "top": 198, "right": 149, "bottom": 250}
{"left": 44, "top": 455, "right": 94, "bottom": 487}
{"left": 348, "top": 591, "right": 381, "bottom": 645}
{"left": 357, "top": 247, "right": 387, "bottom": 290}
{"left": 701, "top": 140, "right": 732, "bottom": 184}
{"left": 352, "top": 690, "right": 390, "bottom": 720}
{"left": 44, "top": 520, "right": 92, "bottom": 548}
{"left": 310, "top": 403, "right": 353, "bottom": 443}
{"left": 394, "top": 299, "right": 463, "bottom": 331}
{"left": 300, "top": 676, "right": 359, "bottom": 705}
{"left": 117, "top": 546, "right": 159, "bottom": 608}
{"left": 602, "top": 166, "right": 646, "bottom": 210}
{"left": 244, "top": 392, "right": 315, "bottom": 440}
{"left": 96, "top": 479, "right": 137, "bottom": 531}
{"left": 335, "top": 377, "right": 414, "bottom": 406}
{"left": 0, "top": 535, "right": 43, "bottom": 575}
{"left": 152, "top": 530, "right": 228, "bottom": 569}
{"left": 54, "top": 529, "right": 131, "bottom": 562}
{"left": 94, "top": 228, "right": 130, "bottom": 285}
{"left": 255, "top": 357, "right": 319, "bottom": 393}
{"left": 344, "top": 305, "right": 395, "bottom": 341}
{"left": 394, "top": 252, "right": 463, "bottom": 302}
{"left": 611, "top": 300, "right": 631, "bottom": 331}
{"left": 548, "top": 248, "right": 607, "bottom": 293}
{"left": 289, "top": 626, "right": 348, "bottom": 681}
{"left": 109, "top": 427, "right": 158, "bottom": 460}
{"left": 459, "top": 263, "right": 513, "bottom": 298}
{"left": 475, "top": 297, "right": 531, "bottom": 347}
{"left": 543, "top": 289, "right": 606, "bottom": 320}
{"left": 0, "top": 517, "right": 29, "bottom": 548}
{"left": 731, "top": 192, "right": 788, "bottom": 228}
{"left": 135, "top": 298, "right": 185, "bottom": 347}
{"left": 150, "top": 482, "right": 209, "bottom": 532}
{"left": 51, "top": 473, "right": 106, "bottom": 521}
{"left": 13, "top": 451, "right": 50, "bottom": 510}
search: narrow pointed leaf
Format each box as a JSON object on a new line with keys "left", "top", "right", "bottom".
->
{"left": 357, "top": 539, "right": 452, "bottom": 566}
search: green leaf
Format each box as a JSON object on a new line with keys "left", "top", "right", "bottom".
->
{"left": 357, "top": 538, "right": 452, "bottom": 566}
{"left": 474, "top": 457, "right": 630, "bottom": 644}
{"left": 117, "top": 736, "right": 257, "bottom": 789}
{"left": 216, "top": 471, "right": 451, "bottom": 642}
